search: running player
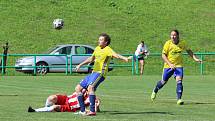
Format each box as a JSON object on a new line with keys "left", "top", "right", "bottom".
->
{"left": 151, "top": 29, "right": 202, "bottom": 105}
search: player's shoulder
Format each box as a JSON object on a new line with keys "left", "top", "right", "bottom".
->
{"left": 179, "top": 39, "right": 187, "bottom": 45}
{"left": 95, "top": 46, "right": 100, "bottom": 50}
{"left": 137, "top": 44, "right": 142, "bottom": 48}
{"left": 94, "top": 46, "right": 102, "bottom": 52}
{"left": 105, "top": 46, "right": 113, "bottom": 50}
{"left": 180, "top": 39, "right": 186, "bottom": 43}
{"left": 166, "top": 39, "right": 172, "bottom": 44}
{"left": 163, "top": 40, "right": 172, "bottom": 47}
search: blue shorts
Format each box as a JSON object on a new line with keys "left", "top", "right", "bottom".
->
{"left": 80, "top": 72, "right": 105, "bottom": 91}
{"left": 162, "top": 67, "right": 183, "bottom": 81}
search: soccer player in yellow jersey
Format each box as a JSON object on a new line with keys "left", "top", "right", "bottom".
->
{"left": 151, "top": 30, "right": 202, "bottom": 105}
{"left": 75, "top": 33, "right": 130, "bottom": 116}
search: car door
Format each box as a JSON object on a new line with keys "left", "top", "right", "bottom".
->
{"left": 48, "top": 46, "right": 73, "bottom": 72}
{"left": 72, "top": 45, "right": 94, "bottom": 72}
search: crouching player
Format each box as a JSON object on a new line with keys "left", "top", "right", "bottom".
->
{"left": 28, "top": 90, "right": 100, "bottom": 113}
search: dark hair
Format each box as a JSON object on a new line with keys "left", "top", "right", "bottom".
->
{"left": 141, "top": 40, "right": 144, "bottom": 44}
{"left": 99, "top": 33, "right": 111, "bottom": 45}
{"left": 171, "top": 29, "right": 180, "bottom": 40}
{"left": 171, "top": 29, "right": 179, "bottom": 36}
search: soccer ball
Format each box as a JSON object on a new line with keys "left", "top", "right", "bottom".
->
{"left": 53, "top": 19, "right": 64, "bottom": 29}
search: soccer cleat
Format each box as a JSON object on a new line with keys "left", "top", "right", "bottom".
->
{"left": 177, "top": 99, "right": 184, "bottom": 105}
{"left": 28, "top": 106, "right": 35, "bottom": 112}
{"left": 86, "top": 111, "right": 96, "bottom": 116}
{"left": 151, "top": 91, "right": 157, "bottom": 101}
{"left": 74, "top": 111, "right": 87, "bottom": 116}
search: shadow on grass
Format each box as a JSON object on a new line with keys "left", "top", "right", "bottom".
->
{"left": 186, "top": 102, "right": 215, "bottom": 105}
{"left": 101, "top": 111, "right": 174, "bottom": 115}
{"left": 0, "top": 94, "right": 18, "bottom": 96}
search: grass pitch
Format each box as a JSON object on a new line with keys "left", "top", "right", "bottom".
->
{"left": 0, "top": 75, "right": 215, "bottom": 121}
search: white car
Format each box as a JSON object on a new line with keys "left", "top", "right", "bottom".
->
{"left": 15, "top": 44, "right": 113, "bottom": 75}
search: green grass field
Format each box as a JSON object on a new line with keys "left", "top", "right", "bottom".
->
{"left": 0, "top": 75, "right": 215, "bottom": 121}
{"left": 1, "top": 0, "right": 215, "bottom": 75}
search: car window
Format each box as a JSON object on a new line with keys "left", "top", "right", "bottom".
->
{"left": 75, "top": 46, "right": 86, "bottom": 54}
{"left": 75, "top": 46, "right": 94, "bottom": 54}
{"left": 56, "top": 46, "right": 72, "bottom": 55}
{"left": 85, "top": 47, "right": 94, "bottom": 54}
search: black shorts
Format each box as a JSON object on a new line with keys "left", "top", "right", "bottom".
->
{"left": 134, "top": 56, "right": 144, "bottom": 61}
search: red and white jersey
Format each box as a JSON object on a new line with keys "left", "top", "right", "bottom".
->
{"left": 67, "top": 92, "right": 90, "bottom": 112}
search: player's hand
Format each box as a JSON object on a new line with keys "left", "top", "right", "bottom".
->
{"left": 126, "top": 56, "right": 133, "bottom": 62}
{"left": 127, "top": 56, "right": 133, "bottom": 60}
{"left": 195, "top": 58, "right": 202, "bottom": 63}
{"left": 124, "top": 57, "right": 129, "bottom": 62}
{"left": 75, "top": 65, "right": 81, "bottom": 72}
{"left": 169, "top": 63, "right": 176, "bottom": 70}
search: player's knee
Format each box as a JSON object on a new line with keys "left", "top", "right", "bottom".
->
{"left": 87, "top": 85, "right": 95, "bottom": 94}
{"left": 176, "top": 76, "right": 183, "bottom": 81}
{"left": 75, "top": 84, "right": 82, "bottom": 93}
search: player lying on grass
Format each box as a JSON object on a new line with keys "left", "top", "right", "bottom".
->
{"left": 28, "top": 90, "right": 100, "bottom": 112}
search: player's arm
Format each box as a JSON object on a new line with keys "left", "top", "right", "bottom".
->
{"left": 186, "top": 49, "right": 202, "bottom": 63}
{"left": 112, "top": 52, "right": 129, "bottom": 62}
{"left": 139, "top": 51, "right": 145, "bottom": 55}
{"left": 162, "top": 53, "right": 175, "bottom": 69}
{"left": 76, "top": 56, "right": 95, "bottom": 71}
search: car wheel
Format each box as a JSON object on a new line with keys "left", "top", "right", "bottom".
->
{"left": 36, "top": 62, "right": 49, "bottom": 75}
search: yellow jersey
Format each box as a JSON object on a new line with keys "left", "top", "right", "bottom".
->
{"left": 162, "top": 39, "right": 189, "bottom": 68}
{"left": 92, "top": 46, "right": 114, "bottom": 77}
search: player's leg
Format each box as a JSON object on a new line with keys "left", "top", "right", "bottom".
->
{"left": 151, "top": 68, "right": 174, "bottom": 101}
{"left": 139, "top": 59, "right": 144, "bottom": 75}
{"left": 75, "top": 84, "right": 85, "bottom": 113}
{"left": 87, "top": 73, "right": 105, "bottom": 116}
{"left": 28, "top": 95, "right": 57, "bottom": 112}
{"left": 29, "top": 95, "right": 67, "bottom": 112}
{"left": 76, "top": 74, "right": 94, "bottom": 114}
{"left": 87, "top": 85, "right": 96, "bottom": 115}
{"left": 174, "top": 67, "right": 184, "bottom": 105}
{"left": 28, "top": 105, "right": 55, "bottom": 112}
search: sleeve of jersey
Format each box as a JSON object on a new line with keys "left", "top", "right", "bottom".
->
{"left": 162, "top": 41, "right": 169, "bottom": 54}
{"left": 184, "top": 40, "right": 190, "bottom": 50}
{"left": 108, "top": 47, "right": 115, "bottom": 57}
{"left": 144, "top": 45, "right": 148, "bottom": 52}
{"left": 137, "top": 45, "right": 141, "bottom": 52}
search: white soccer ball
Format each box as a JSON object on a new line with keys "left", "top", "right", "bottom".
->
{"left": 53, "top": 19, "right": 64, "bottom": 29}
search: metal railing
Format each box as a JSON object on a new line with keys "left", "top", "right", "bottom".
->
{"left": 145, "top": 52, "right": 215, "bottom": 75}
{"left": 1, "top": 54, "right": 68, "bottom": 75}
{"left": 0, "top": 54, "right": 134, "bottom": 75}
{"left": 0, "top": 53, "right": 215, "bottom": 75}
